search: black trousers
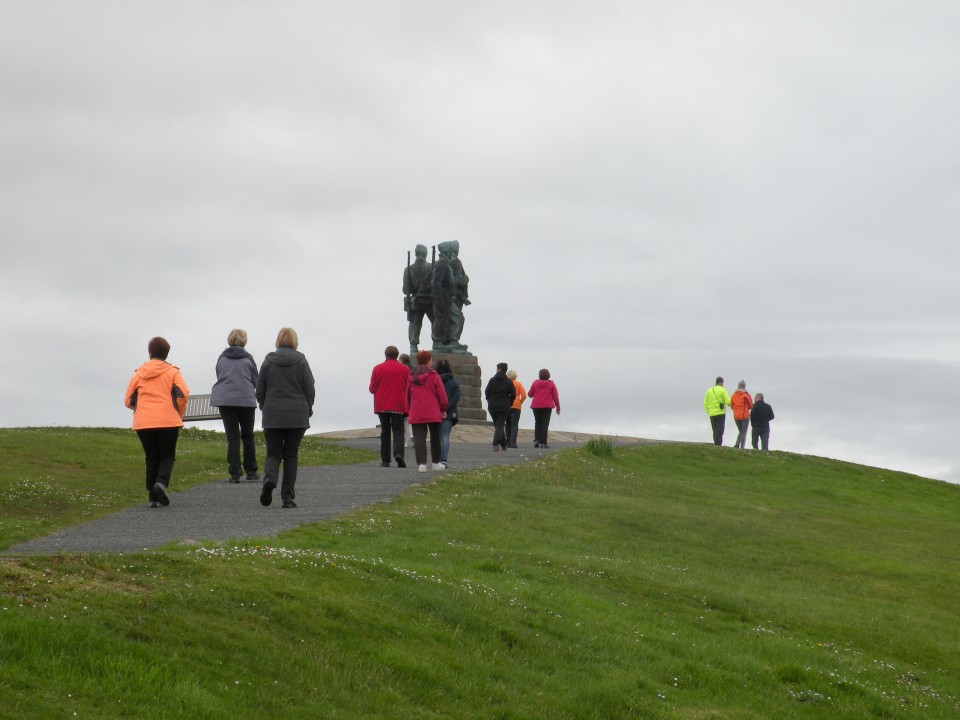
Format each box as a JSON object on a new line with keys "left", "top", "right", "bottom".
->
{"left": 378, "top": 412, "right": 406, "bottom": 464}
{"left": 412, "top": 423, "right": 441, "bottom": 465}
{"left": 136, "top": 427, "right": 180, "bottom": 498}
{"left": 532, "top": 407, "right": 553, "bottom": 445}
{"left": 263, "top": 428, "right": 306, "bottom": 501}
{"left": 710, "top": 414, "right": 725, "bottom": 446}
{"left": 752, "top": 426, "right": 771, "bottom": 451}
{"left": 219, "top": 406, "right": 258, "bottom": 478}
{"left": 490, "top": 411, "right": 509, "bottom": 449}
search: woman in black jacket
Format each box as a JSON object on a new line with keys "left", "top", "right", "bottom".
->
{"left": 256, "top": 328, "right": 315, "bottom": 508}
{"left": 484, "top": 362, "right": 516, "bottom": 452}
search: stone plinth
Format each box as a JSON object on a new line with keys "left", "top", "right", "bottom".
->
{"left": 433, "top": 352, "right": 489, "bottom": 424}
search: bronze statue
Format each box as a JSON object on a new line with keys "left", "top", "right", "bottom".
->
{"left": 430, "top": 241, "right": 455, "bottom": 353}
{"left": 403, "top": 244, "right": 433, "bottom": 355}
{"left": 448, "top": 240, "right": 470, "bottom": 353}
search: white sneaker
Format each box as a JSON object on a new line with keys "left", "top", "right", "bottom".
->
{"left": 432, "top": 462, "right": 444, "bottom": 470}
{"left": 418, "top": 464, "right": 426, "bottom": 472}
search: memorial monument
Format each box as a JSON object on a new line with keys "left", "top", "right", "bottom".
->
{"left": 403, "top": 243, "right": 486, "bottom": 423}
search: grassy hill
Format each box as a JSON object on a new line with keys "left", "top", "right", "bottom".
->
{"left": 1, "top": 428, "right": 958, "bottom": 719}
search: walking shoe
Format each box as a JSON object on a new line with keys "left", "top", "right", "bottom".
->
{"left": 492, "top": 446, "right": 500, "bottom": 452}
{"left": 154, "top": 483, "right": 170, "bottom": 507}
{"left": 380, "top": 461, "right": 391, "bottom": 467}
{"left": 418, "top": 464, "right": 426, "bottom": 472}
{"left": 436, "top": 461, "right": 448, "bottom": 469}
{"left": 395, "top": 456, "right": 406, "bottom": 468}
{"left": 246, "top": 472, "right": 260, "bottom": 481}
{"left": 260, "top": 481, "right": 276, "bottom": 507}
{"left": 149, "top": 501, "right": 159, "bottom": 509}
{"left": 229, "top": 476, "right": 241, "bottom": 484}
{"left": 534, "top": 442, "right": 540, "bottom": 448}
{"left": 432, "top": 463, "right": 444, "bottom": 470}
{"left": 282, "top": 499, "right": 297, "bottom": 508}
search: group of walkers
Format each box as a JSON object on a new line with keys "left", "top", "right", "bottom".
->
{"left": 125, "top": 329, "right": 314, "bottom": 510}
{"left": 369, "top": 346, "right": 456, "bottom": 472}
{"left": 703, "top": 377, "right": 775, "bottom": 450}
{"left": 483, "top": 363, "right": 561, "bottom": 451}
{"left": 369, "top": 348, "right": 562, "bottom": 471}
{"left": 126, "top": 332, "right": 562, "bottom": 510}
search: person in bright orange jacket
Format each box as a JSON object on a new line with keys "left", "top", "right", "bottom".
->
{"left": 505, "top": 369, "right": 527, "bottom": 449}
{"left": 124, "top": 337, "right": 189, "bottom": 508}
{"left": 730, "top": 379, "right": 754, "bottom": 449}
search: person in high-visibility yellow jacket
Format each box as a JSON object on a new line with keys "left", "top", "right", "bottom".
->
{"left": 703, "top": 377, "right": 731, "bottom": 446}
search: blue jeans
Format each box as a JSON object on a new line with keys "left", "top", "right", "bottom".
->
{"left": 440, "top": 418, "right": 455, "bottom": 463}
{"left": 505, "top": 409, "right": 521, "bottom": 447}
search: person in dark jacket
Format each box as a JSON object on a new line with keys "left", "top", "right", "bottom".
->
{"left": 485, "top": 362, "right": 516, "bottom": 451}
{"left": 436, "top": 358, "right": 461, "bottom": 468}
{"left": 210, "top": 329, "right": 259, "bottom": 483}
{"left": 750, "top": 392, "right": 775, "bottom": 451}
{"left": 256, "top": 328, "right": 315, "bottom": 508}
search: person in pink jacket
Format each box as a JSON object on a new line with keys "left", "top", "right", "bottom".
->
{"left": 528, "top": 368, "right": 561, "bottom": 448}
{"left": 124, "top": 336, "right": 189, "bottom": 508}
{"left": 406, "top": 350, "right": 448, "bottom": 472}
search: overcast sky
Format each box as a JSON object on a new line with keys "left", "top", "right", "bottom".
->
{"left": 2, "top": 1, "right": 959, "bottom": 482}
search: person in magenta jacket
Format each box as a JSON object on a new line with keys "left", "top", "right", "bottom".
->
{"left": 406, "top": 350, "right": 448, "bottom": 471}
{"left": 369, "top": 345, "right": 410, "bottom": 468}
{"left": 528, "top": 368, "right": 561, "bottom": 448}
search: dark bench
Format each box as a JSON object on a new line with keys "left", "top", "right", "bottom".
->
{"left": 182, "top": 394, "right": 222, "bottom": 422}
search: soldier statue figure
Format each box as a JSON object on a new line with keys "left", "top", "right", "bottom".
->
{"left": 430, "top": 241, "right": 455, "bottom": 353}
{"left": 403, "top": 244, "right": 434, "bottom": 356}
{"left": 448, "top": 240, "right": 470, "bottom": 354}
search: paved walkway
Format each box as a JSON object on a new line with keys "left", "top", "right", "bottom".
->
{"left": 8, "top": 429, "right": 652, "bottom": 555}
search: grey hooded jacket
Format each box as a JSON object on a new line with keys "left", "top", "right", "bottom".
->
{"left": 210, "top": 346, "right": 258, "bottom": 408}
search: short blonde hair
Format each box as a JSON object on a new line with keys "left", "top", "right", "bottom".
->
{"left": 275, "top": 327, "right": 299, "bottom": 350}
{"left": 506, "top": 369, "right": 517, "bottom": 380}
{"left": 227, "top": 329, "right": 247, "bottom": 347}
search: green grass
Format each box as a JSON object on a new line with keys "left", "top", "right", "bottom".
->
{"left": 1, "top": 430, "right": 959, "bottom": 718}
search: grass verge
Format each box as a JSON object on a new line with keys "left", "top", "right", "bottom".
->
{"left": 1, "top": 431, "right": 959, "bottom": 718}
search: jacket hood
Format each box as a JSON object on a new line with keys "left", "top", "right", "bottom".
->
{"left": 137, "top": 359, "right": 178, "bottom": 380}
{"left": 265, "top": 348, "right": 306, "bottom": 367}
{"left": 411, "top": 364, "right": 435, "bottom": 385}
{"left": 222, "top": 346, "right": 254, "bottom": 361}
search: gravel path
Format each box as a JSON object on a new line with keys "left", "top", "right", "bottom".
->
{"left": 6, "top": 438, "right": 585, "bottom": 555}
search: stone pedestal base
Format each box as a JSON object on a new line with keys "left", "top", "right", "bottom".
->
{"left": 433, "top": 353, "right": 489, "bottom": 424}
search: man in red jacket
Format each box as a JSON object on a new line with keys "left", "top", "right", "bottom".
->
{"left": 369, "top": 345, "right": 411, "bottom": 467}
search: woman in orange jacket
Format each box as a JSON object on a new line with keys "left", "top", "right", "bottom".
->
{"left": 505, "top": 369, "right": 527, "bottom": 449}
{"left": 730, "top": 380, "right": 754, "bottom": 449}
{"left": 124, "top": 337, "right": 189, "bottom": 507}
